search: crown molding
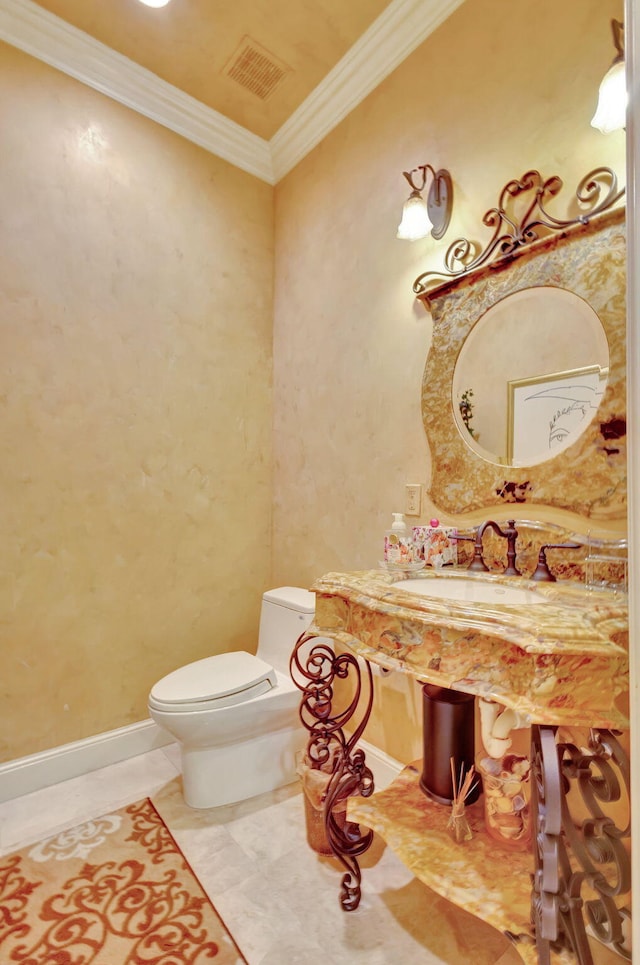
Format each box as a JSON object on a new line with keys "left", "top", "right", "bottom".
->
{"left": 270, "top": 0, "right": 466, "bottom": 181}
{"left": 0, "top": 0, "right": 274, "bottom": 183}
{"left": 0, "top": 0, "right": 462, "bottom": 185}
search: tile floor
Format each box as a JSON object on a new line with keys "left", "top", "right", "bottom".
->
{"left": 0, "top": 747, "right": 619, "bottom": 964}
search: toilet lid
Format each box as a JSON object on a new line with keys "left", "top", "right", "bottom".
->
{"left": 149, "top": 651, "right": 277, "bottom": 710}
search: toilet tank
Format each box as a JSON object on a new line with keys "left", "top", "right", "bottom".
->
{"left": 258, "top": 587, "right": 317, "bottom": 675}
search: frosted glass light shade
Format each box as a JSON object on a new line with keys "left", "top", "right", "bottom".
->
{"left": 591, "top": 60, "right": 627, "bottom": 134}
{"left": 397, "top": 193, "right": 432, "bottom": 241}
{"left": 138, "top": 0, "right": 172, "bottom": 7}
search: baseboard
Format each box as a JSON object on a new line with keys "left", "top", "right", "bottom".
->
{"left": 0, "top": 722, "right": 403, "bottom": 804}
{"left": 0, "top": 720, "right": 174, "bottom": 803}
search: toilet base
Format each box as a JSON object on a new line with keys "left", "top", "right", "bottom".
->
{"left": 180, "top": 725, "right": 307, "bottom": 809}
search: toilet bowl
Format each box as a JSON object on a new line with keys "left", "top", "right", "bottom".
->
{"left": 148, "top": 587, "right": 316, "bottom": 809}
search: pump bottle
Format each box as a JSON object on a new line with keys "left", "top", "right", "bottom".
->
{"left": 384, "top": 513, "right": 412, "bottom": 563}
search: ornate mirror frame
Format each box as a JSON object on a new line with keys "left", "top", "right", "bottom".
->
{"left": 419, "top": 171, "right": 626, "bottom": 520}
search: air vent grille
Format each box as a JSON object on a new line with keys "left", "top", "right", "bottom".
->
{"left": 224, "top": 37, "right": 289, "bottom": 100}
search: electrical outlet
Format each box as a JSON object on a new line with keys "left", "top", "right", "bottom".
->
{"left": 405, "top": 483, "right": 422, "bottom": 516}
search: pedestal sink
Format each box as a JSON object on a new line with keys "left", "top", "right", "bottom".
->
{"left": 394, "top": 577, "right": 549, "bottom": 606}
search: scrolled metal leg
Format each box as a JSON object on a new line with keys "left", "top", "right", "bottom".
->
{"left": 325, "top": 745, "right": 375, "bottom": 910}
{"left": 531, "top": 724, "right": 564, "bottom": 964}
{"left": 290, "top": 631, "right": 375, "bottom": 910}
{"left": 531, "top": 725, "right": 632, "bottom": 963}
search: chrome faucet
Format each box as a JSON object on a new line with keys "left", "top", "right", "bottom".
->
{"left": 465, "top": 519, "right": 520, "bottom": 576}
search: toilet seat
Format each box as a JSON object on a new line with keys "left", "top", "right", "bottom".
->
{"left": 148, "top": 651, "right": 277, "bottom": 713}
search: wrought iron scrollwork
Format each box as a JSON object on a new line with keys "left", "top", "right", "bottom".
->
{"left": 290, "top": 630, "right": 375, "bottom": 910}
{"left": 413, "top": 167, "right": 625, "bottom": 298}
{"left": 531, "top": 725, "right": 631, "bottom": 963}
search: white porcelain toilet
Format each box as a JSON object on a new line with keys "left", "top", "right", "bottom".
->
{"left": 148, "top": 587, "right": 316, "bottom": 809}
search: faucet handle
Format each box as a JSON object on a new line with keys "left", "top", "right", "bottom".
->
{"left": 531, "top": 543, "right": 581, "bottom": 582}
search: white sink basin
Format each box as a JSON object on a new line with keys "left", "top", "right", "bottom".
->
{"left": 394, "top": 577, "right": 549, "bottom": 606}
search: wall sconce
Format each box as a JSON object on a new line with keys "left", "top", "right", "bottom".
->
{"left": 591, "top": 19, "right": 626, "bottom": 134}
{"left": 396, "top": 165, "right": 453, "bottom": 241}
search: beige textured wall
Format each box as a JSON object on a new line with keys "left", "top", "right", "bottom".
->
{"left": 272, "top": 0, "right": 626, "bottom": 761}
{"left": 0, "top": 44, "right": 274, "bottom": 762}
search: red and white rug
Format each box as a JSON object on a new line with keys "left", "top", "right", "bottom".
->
{"left": 0, "top": 797, "right": 247, "bottom": 964}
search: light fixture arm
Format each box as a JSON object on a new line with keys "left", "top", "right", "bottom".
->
{"left": 402, "top": 164, "right": 437, "bottom": 194}
{"left": 611, "top": 19, "right": 624, "bottom": 64}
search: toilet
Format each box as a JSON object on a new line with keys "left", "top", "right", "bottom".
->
{"left": 148, "top": 587, "right": 316, "bottom": 809}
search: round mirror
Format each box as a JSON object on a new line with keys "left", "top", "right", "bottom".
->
{"left": 451, "top": 286, "right": 609, "bottom": 467}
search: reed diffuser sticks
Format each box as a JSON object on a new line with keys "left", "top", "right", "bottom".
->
{"left": 447, "top": 757, "right": 477, "bottom": 843}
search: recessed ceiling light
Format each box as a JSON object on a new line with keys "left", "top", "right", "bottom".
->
{"left": 138, "top": 0, "right": 172, "bottom": 8}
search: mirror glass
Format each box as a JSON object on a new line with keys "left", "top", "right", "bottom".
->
{"left": 451, "top": 287, "right": 609, "bottom": 467}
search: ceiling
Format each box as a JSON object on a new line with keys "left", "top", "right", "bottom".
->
{"left": 31, "top": 0, "right": 392, "bottom": 141}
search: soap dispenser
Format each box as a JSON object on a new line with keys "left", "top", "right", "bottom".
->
{"left": 384, "top": 513, "right": 412, "bottom": 564}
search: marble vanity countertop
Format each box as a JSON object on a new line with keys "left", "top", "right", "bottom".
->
{"left": 308, "top": 568, "right": 629, "bottom": 729}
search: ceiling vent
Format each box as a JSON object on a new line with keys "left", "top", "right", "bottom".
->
{"left": 224, "top": 37, "right": 290, "bottom": 100}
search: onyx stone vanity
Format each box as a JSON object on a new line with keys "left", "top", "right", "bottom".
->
{"left": 290, "top": 171, "right": 630, "bottom": 964}
{"left": 291, "top": 566, "right": 630, "bottom": 964}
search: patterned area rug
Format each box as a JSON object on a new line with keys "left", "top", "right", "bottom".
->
{"left": 0, "top": 798, "right": 247, "bottom": 964}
